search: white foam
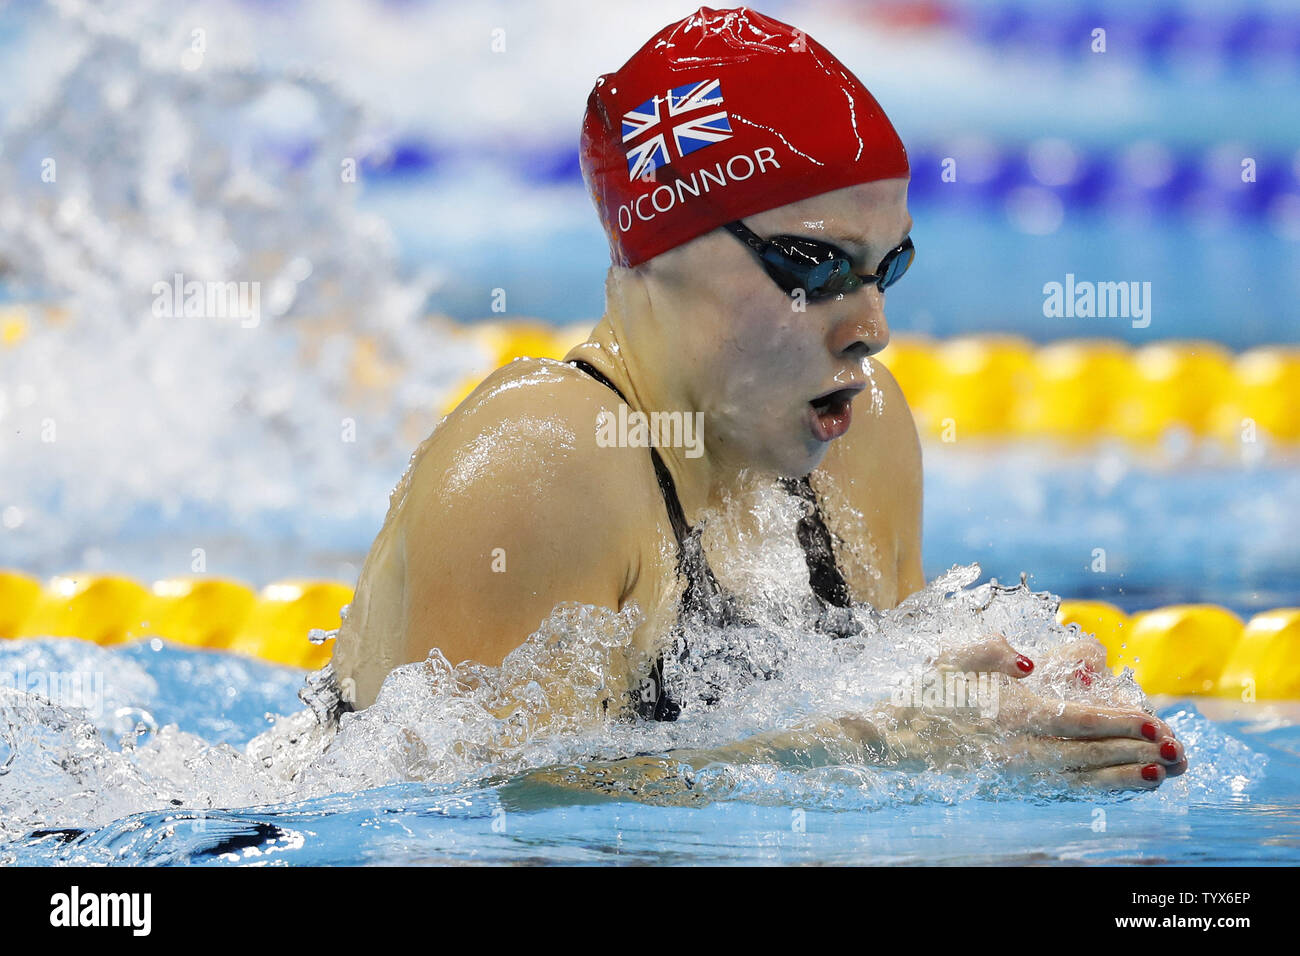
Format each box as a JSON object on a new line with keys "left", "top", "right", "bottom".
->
{"left": 0, "top": 551, "right": 1268, "bottom": 840}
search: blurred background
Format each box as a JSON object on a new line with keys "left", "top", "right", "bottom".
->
{"left": 1, "top": 0, "right": 1297, "bottom": 617}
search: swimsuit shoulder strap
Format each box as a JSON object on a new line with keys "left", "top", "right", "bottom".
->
{"left": 780, "top": 478, "right": 853, "bottom": 609}
{"left": 569, "top": 359, "right": 692, "bottom": 548}
{"left": 569, "top": 358, "right": 689, "bottom": 723}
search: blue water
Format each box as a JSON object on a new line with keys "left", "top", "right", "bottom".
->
{"left": 922, "top": 445, "right": 1300, "bottom": 616}
{"left": 16, "top": 769, "right": 1300, "bottom": 866}
{"left": 1, "top": 639, "right": 1295, "bottom": 866}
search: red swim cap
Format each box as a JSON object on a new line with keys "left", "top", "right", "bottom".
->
{"left": 580, "top": 6, "right": 909, "bottom": 268}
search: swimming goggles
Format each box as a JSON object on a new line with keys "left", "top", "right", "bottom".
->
{"left": 723, "top": 220, "right": 915, "bottom": 301}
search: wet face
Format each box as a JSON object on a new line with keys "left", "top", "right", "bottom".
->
{"left": 638, "top": 177, "right": 912, "bottom": 477}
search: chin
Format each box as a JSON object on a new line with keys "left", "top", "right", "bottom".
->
{"left": 717, "top": 412, "right": 828, "bottom": 477}
{"left": 769, "top": 435, "right": 829, "bottom": 479}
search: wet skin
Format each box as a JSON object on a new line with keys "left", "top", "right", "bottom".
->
{"left": 330, "top": 178, "right": 1186, "bottom": 791}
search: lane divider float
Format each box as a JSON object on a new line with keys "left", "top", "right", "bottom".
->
{"left": 1057, "top": 599, "right": 1300, "bottom": 699}
{"left": 2, "top": 569, "right": 1297, "bottom": 698}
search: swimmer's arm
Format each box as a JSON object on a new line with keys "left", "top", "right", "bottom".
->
{"left": 515, "top": 717, "right": 888, "bottom": 800}
{"left": 647, "top": 696, "right": 1185, "bottom": 793}
{"left": 395, "top": 368, "right": 648, "bottom": 707}
{"left": 664, "top": 716, "right": 890, "bottom": 770}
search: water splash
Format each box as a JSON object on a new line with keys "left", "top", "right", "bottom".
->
{"left": 0, "top": 557, "right": 1269, "bottom": 845}
{"left": 0, "top": 0, "right": 485, "bottom": 575}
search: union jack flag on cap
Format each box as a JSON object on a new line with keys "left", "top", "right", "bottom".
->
{"left": 622, "top": 79, "right": 734, "bottom": 180}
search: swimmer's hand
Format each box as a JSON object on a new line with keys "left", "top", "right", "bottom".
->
{"left": 513, "top": 637, "right": 1186, "bottom": 799}
{"left": 832, "top": 634, "right": 1188, "bottom": 791}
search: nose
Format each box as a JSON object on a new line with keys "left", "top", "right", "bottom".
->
{"left": 826, "top": 288, "right": 890, "bottom": 359}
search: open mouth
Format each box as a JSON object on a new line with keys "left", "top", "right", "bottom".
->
{"left": 807, "top": 386, "right": 863, "bottom": 442}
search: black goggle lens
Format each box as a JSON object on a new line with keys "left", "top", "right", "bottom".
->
{"left": 760, "top": 237, "right": 858, "bottom": 299}
{"left": 726, "top": 221, "right": 914, "bottom": 301}
{"left": 758, "top": 234, "right": 913, "bottom": 299}
{"left": 876, "top": 239, "right": 915, "bottom": 291}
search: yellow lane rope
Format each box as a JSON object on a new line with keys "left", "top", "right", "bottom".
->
{"left": 1, "top": 570, "right": 1296, "bottom": 698}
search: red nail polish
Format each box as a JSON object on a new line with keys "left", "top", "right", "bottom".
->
{"left": 1161, "top": 741, "right": 1178, "bottom": 761}
{"left": 1015, "top": 655, "right": 1034, "bottom": 674}
{"left": 1141, "top": 722, "right": 1158, "bottom": 741}
{"left": 1141, "top": 764, "right": 1160, "bottom": 782}
{"left": 1073, "top": 661, "right": 1094, "bottom": 687}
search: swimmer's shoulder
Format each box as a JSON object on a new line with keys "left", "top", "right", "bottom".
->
{"left": 413, "top": 357, "right": 664, "bottom": 517}
{"left": 447, "top": 356, "right": 629, "bottom": 426}
{"left": 832, "top": 355, "right": 921, "bottom": 469}
{"left": 817, "top": 354, "right": 922, "bottom": 514}
{"left": 439, "top": 357, "right": 642, "bottom": 463}
{"left": 402, "top": 358, "right": 671, "bottom": 643}
{"left": 872, "top": 354, "right": 921, "bottom": 447}
{"left": 817, "top": 354, "right": 925, "bottom": 599}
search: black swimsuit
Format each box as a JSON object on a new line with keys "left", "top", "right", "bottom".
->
{"left": 568, "top": 359, "right": 853, "bottom": 722}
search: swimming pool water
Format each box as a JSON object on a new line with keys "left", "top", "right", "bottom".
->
{"left": 2, "top": 626, "right": 1295, "bottom": 866}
